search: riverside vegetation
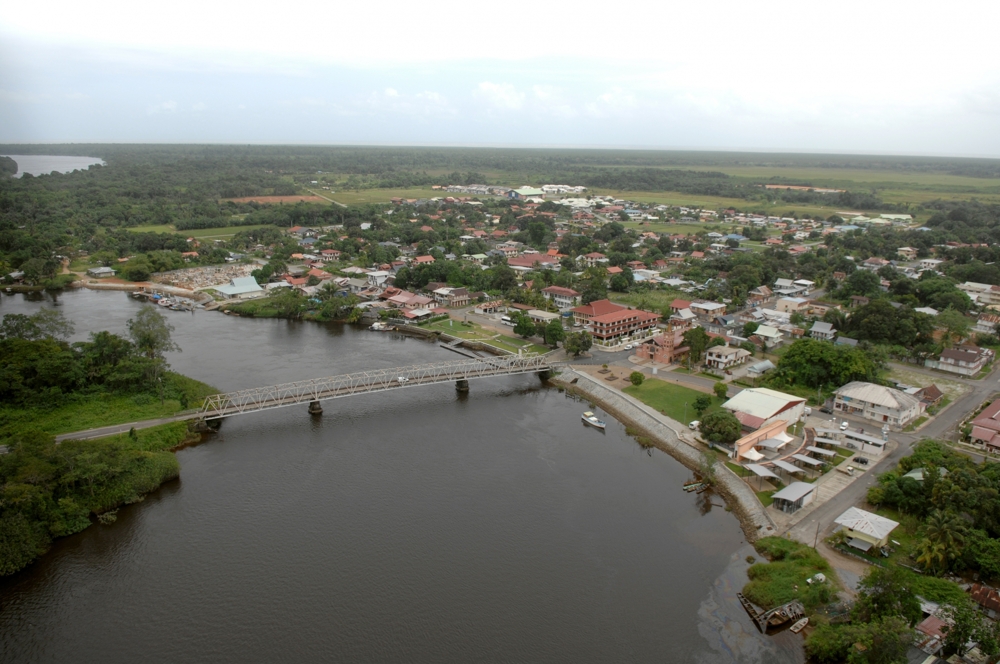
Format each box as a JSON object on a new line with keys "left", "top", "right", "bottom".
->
{"left": 0, "top": 306, "right": 217, "bottom": 575}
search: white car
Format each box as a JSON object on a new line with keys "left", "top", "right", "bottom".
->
{"left": 397, "top": 376, "right": 409, "bottom": 383}
{"left": 840, "top": 421, "right": 849, "bottom": 431}
{"left": 624, "top": 344, "right": 633, "bottom": 350}
{"left": 689, "top": 420, "right": 700, "bottom": 430}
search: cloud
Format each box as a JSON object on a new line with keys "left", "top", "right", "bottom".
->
{"left": 146, "top": 100, "right": 177, "bottom": 115}
{"left": 475, "top": 82, "right": 524, "bottom": 110}
{"left": 191, "top": 101, "right": 207, "bottom": 111}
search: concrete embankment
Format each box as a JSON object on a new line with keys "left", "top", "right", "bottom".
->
{"left": 81, "top": 280, "right": 213, "bottom": 303}
{"left": 554, "top": 369, "right": 776, "bottom": 542}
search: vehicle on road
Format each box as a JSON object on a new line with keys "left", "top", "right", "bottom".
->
{"left": 853, "top": 457, "right": 869, "bottom": 465}
{"left": 840, "top": 421, "right": 849, "bottom": 431}
{"left": 820, "top": 406, "right": 833, "bottom": 414}
{"left": 689, "top": 420, "right": 700, "bottom": 430}
{"left": 624, "top": 344, "right": 633, "bottom": 350}
{"left": 397, "top": 376, "right": 409, "bottom": 383}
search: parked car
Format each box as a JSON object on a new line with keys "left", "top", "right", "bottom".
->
{"left": 840, "top": 421, "right": 849, "bottom": 431}
{"left": 820, "top": 406, "right": 833, "bottom": 414}
{"left": 804, "top": 407, "right": 812, "bottom": 415}
{"left": 689, "top": 420, "right": 700, "bottom": 430}
{"left": 624, "top": 344, "right": 633, "bottom": 350}
{"left": 853, "top": 457, "right": 869, "bottom": 465}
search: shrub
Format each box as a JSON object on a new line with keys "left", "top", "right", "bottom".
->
{"left": 629, "top": 371, "right": 645, "bottom": 386}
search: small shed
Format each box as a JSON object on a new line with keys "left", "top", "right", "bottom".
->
{"left": 87, "top": 266, "right": 117, "bottom": 278}
{"left": 771, "top": 482, "right": 816, "bottom": 513}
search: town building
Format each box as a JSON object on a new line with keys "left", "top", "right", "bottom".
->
{"left": 705, "top": 345, "right": 752, "bottom": 370}
{"left": 216, "top": 276, "right": 265, "bottom": 300}
{"left": 834, "top": 507, "right": 899, "bottom": 553}
{"left": 721, "top": 388, "right": 806, "bottom": 431}
{"left": 541, "top": 286, "right": 581, "bottom": 310}
{"left": 570, "top": 299, "right": 624, "bottom": 327}
{"left": 809, "top": 321, "right": 836, "bottom": 341}
{"left": 771, "top": 482, "right": 816, "bottom": 514}
{"left": 87, "top": 266, "right": 117, "bottom": 278}
{"left": 775, "top": 297, "right": 810, "bottom": 314}
{"left": 587, "top": 309, "right": 660, "bottom": 346}
{"left": 925, "top": 346, "right": 992, "bottom": 376}
{"left": 833, "top": 381, "right": 921, "bottom": 427}
{"left": 970, "top": 398, "right": 1000, "bottom": 451}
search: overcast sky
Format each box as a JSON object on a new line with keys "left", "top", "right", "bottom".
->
{"left": 2, "top": 0, "right": 999, "bottom": 156}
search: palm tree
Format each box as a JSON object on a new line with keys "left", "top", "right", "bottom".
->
{"left": 916, "top": 539, "right": 947, "bottom": 573}
{"left": 925, "top": 510, "right": 966, "bottom": 551}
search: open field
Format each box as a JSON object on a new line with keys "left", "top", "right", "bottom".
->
{"left": 623, "top": 378, "right": 723, "bottom": 423}
{"left": 609, "top": 290, "right": 685, "bottom": 312}
{"left": 417, "top": 318, "right": 550, "bottom": 354}
{"left": 223, "top": 195, "right": 327, "bottom": 204}
{"left": 328, "top": 187, "right": 444, "bottom": 205}
{"left": 885, "top": 365, "right": 969, "bottom": 400}
{"left": 127, "top": 223, "right": 277, "bottom": 239}
{"left": 714, "top": 165, "right": 1000, "bottom": 190}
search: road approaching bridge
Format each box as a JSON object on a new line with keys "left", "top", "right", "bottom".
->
{"left": 199, "top": 353, "right": 559, "bottom": 419}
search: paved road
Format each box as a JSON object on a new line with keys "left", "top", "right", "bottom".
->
{"left": 786, "top": 361, "right": 1000, "bottom": 545}
{"left": 54, "top": 413, "right": 200, "bottom": 442}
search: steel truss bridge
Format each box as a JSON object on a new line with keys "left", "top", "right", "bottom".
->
{"left": 199, "top": 354, "right": 559, "bottom": 420}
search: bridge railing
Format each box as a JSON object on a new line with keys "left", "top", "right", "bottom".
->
{"left": 199, "top": 352, "right": 559, "bottom": 418}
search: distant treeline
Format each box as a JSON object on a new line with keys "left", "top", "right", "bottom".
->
{"left": 3, "top": 143, "right": 998, "bottom": 178}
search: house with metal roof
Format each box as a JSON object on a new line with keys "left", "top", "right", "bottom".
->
{"left": 722, "top": 388, "right": 806, "bottom": 431}
{"left": 216, "top": 276, "right": 264, "bottom": 299}
{"left": 833, "top": 381, "right": 921, "bottom": 427}
{"left": 834, "top": 507, "right": 899, "bottom": 551}
{"left": 809, "top": 321, "right": 836, "bottom": 341}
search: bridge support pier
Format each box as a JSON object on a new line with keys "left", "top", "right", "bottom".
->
{"left": 455, "top": 379, "right": 470, "bottom": 393}
{"left": 308, "top": 400, "right": 323, "bottom": 415}
{"left": 537, "top": 369, "right": 552, "bottom": 382}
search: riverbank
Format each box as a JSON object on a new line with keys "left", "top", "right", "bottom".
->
{"left": 0, "top": 421, "right": 203, "bottom": 576}
{"left": 553, "top": 368, "right": 776, "bottom": 543}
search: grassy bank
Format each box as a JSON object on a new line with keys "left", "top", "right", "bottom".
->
{"left": 743, "top": 537, "right": 836, "bottom": 612}
{"left": 0, "top": 422, "right": 199, "bottom": 576}
{"left": 0, "top": 372, "right": 217, "bottom": 441}
{"left": 623, "top": 377, "right": 718, "bottom": 423}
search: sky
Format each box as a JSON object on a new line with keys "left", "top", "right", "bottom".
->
{"left": 2, "top": 0, "right": 1000, "bottom": 156}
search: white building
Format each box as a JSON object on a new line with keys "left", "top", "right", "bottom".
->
{"left": 833, "top": 381, "right": 921, "bottom": 427}
{"left": 216, "top": 276, "right": 265, "bottom": 300}
{"left": 722, "top": 388, "right": 807, "bottom": 430}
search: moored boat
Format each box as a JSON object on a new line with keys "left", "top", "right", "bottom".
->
{"left": 582, "top": 412, "right": 606, "bottom": 429}
{"left": 789, "top": 618, "right": 809, "bottom": 634}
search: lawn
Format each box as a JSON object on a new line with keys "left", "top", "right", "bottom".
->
{"left": 623, "top": 377, "right": 721, "bottom": 424}
{"left": 903, "top": 416, "right": 929, "bottom": 432}
{"left": 418, "top": 318, "right": 550, "bottom": 354}
{"left": 327, "top": 187, "right": 445, "bottom": 205}
{"left": 126, "top": 223, "right": 277, "bottom": 240}
{"left": 885, "top": 365, "right": 969, "bottom": 401}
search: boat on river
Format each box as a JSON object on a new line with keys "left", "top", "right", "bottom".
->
{"left": 582, "top": 412, "right": 606, "bottom": 429}
{"left": 789, "top": 618, "right": 808, "bottom": 634}
{"left": 370, "top": 322, "right": 392, "bottom": 331}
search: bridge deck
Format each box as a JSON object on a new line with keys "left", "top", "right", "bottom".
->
{"left": 200, "top": 354, "right": 559, "bottom": 419}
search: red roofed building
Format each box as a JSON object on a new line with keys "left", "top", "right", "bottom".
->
{"left": 571, "top": 299, "right": 625, "bottom": 326}
{"left": 307, "top": 268, "right": 333, "bottom": 281}
{"left": 670, "top": 298, "right": 692, "bottom": 313}
{"left": 507, "top": 254, "right": 559, "bottom": 269}
{"left": 970, "top": 583, "right": 1000, "bottom": 618}
{"left": 420, "top": 225, "right": 434, "bottom": 232}
{"left": 414, "top": 255, "right": 435, "bottom": 264}
{"left": 606, "top": 266, "right": 623, "bottom": 275}
{"left": 541, "top": 285, "right": 581, "bottom": 309}
{"left": 588, "top": 308, "right": 660, "bottom": 345}
{"left": 971, "top": 398, "right": 1000, "bottom": 451}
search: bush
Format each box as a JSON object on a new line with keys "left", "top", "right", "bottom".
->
{"left": 629, "top": 371, "right": 645, "bottom": 386}
{"left": 713, "top": 381, "right": 728, "bottom": 399}
{"left": 743, "top": 536, "right": 835, "bottom": 611}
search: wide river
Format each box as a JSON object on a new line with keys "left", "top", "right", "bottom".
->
{"left": 0, "top": 289, "right": 802, "bottom": 663}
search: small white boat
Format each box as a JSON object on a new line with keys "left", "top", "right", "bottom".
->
{"left": 370, "top": 322, "right": 391, "bottom": 331}
{"left": 789, "top": 618, "right": 809, "bottom": 634}
{"left": 582, "top": 412, "right": 606, "bottom": 429}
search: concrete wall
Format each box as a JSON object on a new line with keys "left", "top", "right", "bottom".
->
{"left": 556, "top": 369, "right": 775, "bottom": 541}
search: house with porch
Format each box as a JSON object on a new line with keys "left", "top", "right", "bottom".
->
{"left": 541, "top": 286, "right": 581, "bottom": 309}
{"left": 705, "top": 345, "right": 751, "bottom": 370}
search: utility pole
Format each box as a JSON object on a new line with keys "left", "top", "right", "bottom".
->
{"left": 813, "top": 521, "right": 821, "bottom": 549}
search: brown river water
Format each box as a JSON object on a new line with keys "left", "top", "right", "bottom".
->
{"left": 0, "top": 289, "right": 803, "bottom": 663}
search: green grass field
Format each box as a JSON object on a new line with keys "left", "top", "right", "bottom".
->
{"left": 609, "top": 290, "right": 685, "bottom": 312}
{"left": 623, "top": 378, "right": 720, "bottom": 424}
{"left": 127, "top": 223, "right": 277, "bottom": 239}
{"left": 328, "top": 187, "right": 444, "bottom": 205}
{"left": 418, "top": 318, "right": 550, "bottom": 354}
